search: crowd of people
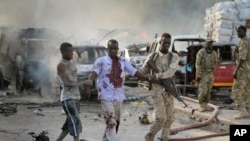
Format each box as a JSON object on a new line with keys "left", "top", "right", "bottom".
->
{"left": 55, "top": 25, "right": 250, "bottom": 141}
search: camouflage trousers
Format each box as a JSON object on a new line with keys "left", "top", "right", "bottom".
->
{"left": 100, "top": 100, "right": 122, "bottom": 141}
{"left": 198, "top": 72, "right": 214, "bottom": 104}
{"left": 232, "top": 69, "right": 250, "bottom": 109}
{"left": 149, "top": 85, "right": 174, "bottom": 137}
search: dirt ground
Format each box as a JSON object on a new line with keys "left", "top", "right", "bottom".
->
{"left": 0, "top": 85, "right": 230, "bottom": 141}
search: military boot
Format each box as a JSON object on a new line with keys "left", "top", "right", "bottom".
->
{"left": 234, "top": 108, "right": 250, "bottom": 119}
{"left": 145, "top": 132, "right": 155, "bottom": 141}
{"left": 204, "top": 103, "right": 213, "bottom": 111}
{"left": 160, "top": 128, "right": 170, "bottom": 141}
{"left": 198, "top": 103, "right": 205, "bottom": 112}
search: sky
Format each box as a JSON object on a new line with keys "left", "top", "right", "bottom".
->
{"left": 0, "top": 0, "right": 228, "bottom": 47}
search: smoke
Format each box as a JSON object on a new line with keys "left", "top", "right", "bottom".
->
{"left": 0, "top": 0, "right": 229, "bottom": 97}
{"left": 0, "top": 0, "right": 228, "bottom": 46}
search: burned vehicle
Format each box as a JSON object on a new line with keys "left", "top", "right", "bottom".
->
{"left": 118, "top": 43, "right": 149, "bottom": 86}
{"left": 73, "top": 45, "right": 108, "bottom": 100}
{"left": 17, "top": 39, "right": 54, "bottom": 94}
{"left": 0, "top": 27, "right": 60, "bottom": 94}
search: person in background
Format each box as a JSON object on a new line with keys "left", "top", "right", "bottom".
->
{"left": 140, "top": 33, "right": 179, "bottom": 141}
{"left": 232, "top": 25, "right": 250, "bottom": 119}
{"left": 87, "top": 39, "right": 149, "bottom": 141}
{"left": 195, "top": 38, "right": 218, "bottom": 112}
{"left": 56, "top": 42, "right": 92, "bottom": 141}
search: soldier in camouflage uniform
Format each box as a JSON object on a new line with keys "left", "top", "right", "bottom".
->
{"left": 232, "top": 25, "right": 250, "bottom": 119}
{"left": 195, "top": 38, "right": 218, "bottom": 112}
{"left": 140, "top": 33, "right": 179, "bottom": 141}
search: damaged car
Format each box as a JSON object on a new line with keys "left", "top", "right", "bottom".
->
{"left": 73, "top": 45, "right": 108, "bottom": 100}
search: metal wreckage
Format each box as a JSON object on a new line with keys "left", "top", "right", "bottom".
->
{"left": 0, "top": 26, "right": 61, "bottom": 95}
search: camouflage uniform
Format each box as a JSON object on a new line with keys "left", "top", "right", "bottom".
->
{"left": 232, "top": 37, "right": 250, "bottom": 110}
{"left": 140, "top": 51, "right": 179, "bottom": 141}
{"left": 195, "top": 48, "right": 217, "bottom": 109}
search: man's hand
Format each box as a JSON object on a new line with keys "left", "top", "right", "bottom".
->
{"left": 84, "top": 80, "right": 93, "bottom": 86}
{"left": 83, "top": 85, "right": 91, "bottom": 101}
{"left": 148, "top": 74, "right": 156, "bottom": 81}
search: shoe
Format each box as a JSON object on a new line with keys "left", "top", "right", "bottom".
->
{"left": 204, "top": 103, "right": 213, "bottom": 111}
{"left": 145, "top": 133, "right": 155, "bottom": 141}
{"left": 160, "top": 128, "right": 170, "bottom": 141}
{"left": 198, "top": 103, "right": 205, "bottom": 112}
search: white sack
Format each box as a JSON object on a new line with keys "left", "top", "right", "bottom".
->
{"left": 212, "top": 34, "right": 231, "bottom": 42}
{"left": 239, "top": 8, "right": 250, "bottom": 20}
{"left": 233, "top": 20, "right": 247, "bottom": 27}
{"left": 235, "top": 0, "right": 250, "bottom": 9}
{"left": 215, "top": 27, "right": 233, "bottom": 36}
{"left": 214, "top": 1, "right": 236, "bottom": 11}
{"left": 215, "top": 19, "right": 233, "bottom": 29}
{"left": 215, "top": 9, "right": 239, "bottom": 20}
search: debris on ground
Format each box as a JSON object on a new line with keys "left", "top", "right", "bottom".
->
{"left": 33, "top": 109, "right": 44, "bottom": 116}
{"left": 0, "top": 102, "right": 17, "bottom": 113}
{"left": 139, "top": 113, "right": 150, "bottom": 124}
{"left": 28, "top": 131, "right": 50, "bottom": 141}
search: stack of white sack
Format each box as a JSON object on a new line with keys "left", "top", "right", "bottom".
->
{"left": 204, "top": 0, "right": 250, "bottom": 44}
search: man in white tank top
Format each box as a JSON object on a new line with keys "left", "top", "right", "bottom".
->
{"left": 56, "top": 42, "right": 92, "bottom": 141}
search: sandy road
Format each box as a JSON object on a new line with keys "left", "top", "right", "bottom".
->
{"left": 0, "top": 86, "right": 229, "bottom": 141}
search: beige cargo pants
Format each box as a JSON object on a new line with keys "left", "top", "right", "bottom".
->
{"left": 148, "top": 85, "right": 174, "bottom": 140}
{"left": 232, "top": 69, "right": 250, "bottom": 109}
{"left": 198, "top": 72, "right": 214, "bottom": 104}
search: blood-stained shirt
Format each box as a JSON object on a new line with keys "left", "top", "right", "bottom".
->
{"left": 92, "top": 55, "right": 137, "bottom": 102}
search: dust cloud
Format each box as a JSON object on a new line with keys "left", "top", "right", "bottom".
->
{"left": 0, "top": 0, "right": 228, "bottom": 47}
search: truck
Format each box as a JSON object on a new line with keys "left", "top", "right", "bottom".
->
{"left": 73, "top": 44, "right": 108, "bottom": 100}
{"left": 118, "top": 43, "right": 149, "bottom": 86}
{"left": 184, "top": 42, "right": 237, "bottom": 98}
{"left": 146, "top": 34, "right": 206, "bottom": 84}
{"left": 139, "top": 33, "right": 237, "bottom": 100}
{"left": 138, "top": 34, "right": 205, "bottom": 90}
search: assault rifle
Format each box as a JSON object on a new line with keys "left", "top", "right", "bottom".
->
{"left": 147, "top": 60, "right": 188, "bottom": 108}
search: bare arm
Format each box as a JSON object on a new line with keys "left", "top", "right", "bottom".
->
{"left": 57, "top": 63, "right": 91, "bottom": 87}
{"left": 134, "top": 71, "right": 149, "bottom": 81}
{"left": 88, "top": 71, "right": 98, "bottom": 81}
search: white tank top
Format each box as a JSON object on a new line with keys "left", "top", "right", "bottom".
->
{"left": 58, "top": 59, "right": 80, "bottom": 101}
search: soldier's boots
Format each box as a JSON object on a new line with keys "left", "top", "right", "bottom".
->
{"left": 234, "top": 108, "right": 250, "bottom": 119}
{"left": 199, "top": 104, "right": 205, "bottom": 112}
{"left": 160, "top": 128, "right": 170, "bottom": 141}
{"left": 199, "top": 103, "right": 213, "bottom": 112}
{"left": 145, "top": 132, "right": 155, "bottom": 141}
{"left": 204, "top": 103, "right": 213, "bottom": 111}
